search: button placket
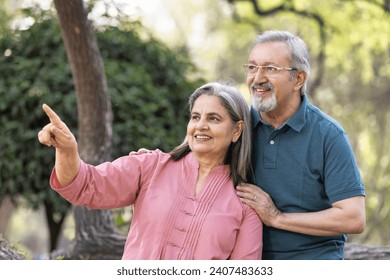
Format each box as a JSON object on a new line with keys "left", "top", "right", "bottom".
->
{"left": 264, "top": 131, "right": 280, "bottom": 168}
{"left": 167, "top": 195, "right": 197, "bottom": 253}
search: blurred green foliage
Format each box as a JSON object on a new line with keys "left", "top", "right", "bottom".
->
{"left": 0, "top": 8, "right": 203, "bottom": 217}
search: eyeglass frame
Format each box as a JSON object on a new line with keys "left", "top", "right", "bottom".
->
{"left": 243, "top": 64, "right": 297, "bottom": 77}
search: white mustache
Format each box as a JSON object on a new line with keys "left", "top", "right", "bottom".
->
{"left": 251, "top": 82, "right": 273, "bottom": 91}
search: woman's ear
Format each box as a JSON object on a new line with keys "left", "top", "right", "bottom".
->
{"left": 232, "top": 121, "right": 244, "bottom": 143}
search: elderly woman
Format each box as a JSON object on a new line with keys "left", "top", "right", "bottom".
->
{"left": 38, "top": 81, "right": 263, "bottom": 260}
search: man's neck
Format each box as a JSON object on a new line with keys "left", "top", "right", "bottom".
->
{"left": 260, "top": 95, "right": 302, "bottom": 128}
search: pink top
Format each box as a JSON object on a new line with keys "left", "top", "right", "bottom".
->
{"left": 50, "top": 151, "right": 262, "bottom": 260}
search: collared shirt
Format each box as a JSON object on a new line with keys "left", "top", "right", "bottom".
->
{"left": 251, "top": 94, "right": 365, "bottom": 259}
{"left": 50, "top": 151, "right": 263, "bottom": 260}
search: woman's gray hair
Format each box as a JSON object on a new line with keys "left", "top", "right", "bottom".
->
{"left": 254, "top": 30, "right": 310, "bottom": 95}
{"left": 170, "top": 81, "right": 253, "bottom": 186}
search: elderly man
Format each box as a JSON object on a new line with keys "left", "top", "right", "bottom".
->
{"left": 237, "top": 30, "right": 365, "bottom": 260}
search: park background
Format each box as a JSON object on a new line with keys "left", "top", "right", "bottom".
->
{"left": 0, "top": 0, "right": 389, "bottom": 259}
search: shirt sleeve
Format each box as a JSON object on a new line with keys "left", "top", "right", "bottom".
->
{"left": 50, "top": 151, "right": 161, "bottom": 209}
{"left": 229, "top": 206, "right": 263, "bottom": 260}
{"left": 324, "top": 132, "right": 365, "bottom": 204}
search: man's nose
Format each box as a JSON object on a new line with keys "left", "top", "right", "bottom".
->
{"left": 253, "top": 67, "right": 267, "bottom": 82}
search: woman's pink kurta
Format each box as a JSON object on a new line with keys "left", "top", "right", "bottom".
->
{"left": 50, "top": 151, "right": 262, "bottom": 259}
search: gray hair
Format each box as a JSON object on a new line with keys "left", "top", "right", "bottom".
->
{"left": 170, "top": 81, "right": 253, "bottom": 185}
{"left": 254, "top": 30, "right": 310, "bottom": 95}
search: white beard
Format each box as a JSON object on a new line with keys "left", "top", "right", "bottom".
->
{"left": 251, "top": 92, "right": 277, "bottom": 113}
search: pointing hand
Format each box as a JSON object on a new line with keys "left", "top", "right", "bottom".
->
{"left": 38, "top": 104, "right": 77, "bottom": 151}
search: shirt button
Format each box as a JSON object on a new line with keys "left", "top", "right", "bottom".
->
{"left": 270, "top": 140, "right": 275, "bottom": 145}
{"left": 169, "top": 242, "right": 180, "bottom": 248}
{"left": 185, "top": 195, "right": 197, "bottom": 201}
{"left": 174, "top": 226, "right": 185, "bottom": 231}
{"left": 182, "top": 210, "right": 193, "bottom": 215}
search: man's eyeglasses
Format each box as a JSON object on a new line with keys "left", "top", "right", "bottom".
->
{"left": 243, "top": 64, "right": 297, "bottom": 77}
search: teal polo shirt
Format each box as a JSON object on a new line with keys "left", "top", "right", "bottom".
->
{"left": 251, "top": 95, "right": 365, "bottom": 260}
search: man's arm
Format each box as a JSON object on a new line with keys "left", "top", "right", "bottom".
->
{"left": 236, "top": 184, "right": 365, "bottom": 236}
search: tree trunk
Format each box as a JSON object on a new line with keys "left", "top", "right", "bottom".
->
{"left": 0, "top": 239, "right": 24, "bottom": 260}
{"left": 345, "top": 243, "right": 390, "bottom": 260}
{"left": 43, "top": 200, "right": 68, "bottom": 252}
{"left": 53, "top": 0, "right": 112, "bottom": 164}
{"left": 52, "top": 0, "right": 125, "bottom": 259}
{"left": 0, "top": 196, "right": 14, "bottom": 236}
{"left": 50, "top": 208, "right": 126, "bottom": 260}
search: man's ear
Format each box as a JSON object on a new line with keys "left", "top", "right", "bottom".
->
{"left": 294, "top": 71, "right": 306, "bottom": 92}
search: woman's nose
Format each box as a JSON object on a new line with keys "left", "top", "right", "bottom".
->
{"left": 196, "top": 118, "right": 208, "bottom": 130}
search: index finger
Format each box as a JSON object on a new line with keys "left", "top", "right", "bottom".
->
{"left": 42, "top": 103, "right": 64, "bottom": 126}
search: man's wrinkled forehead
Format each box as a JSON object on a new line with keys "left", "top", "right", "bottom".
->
{"left": 248, "top": 41, "right": 293, "bottom": 65}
